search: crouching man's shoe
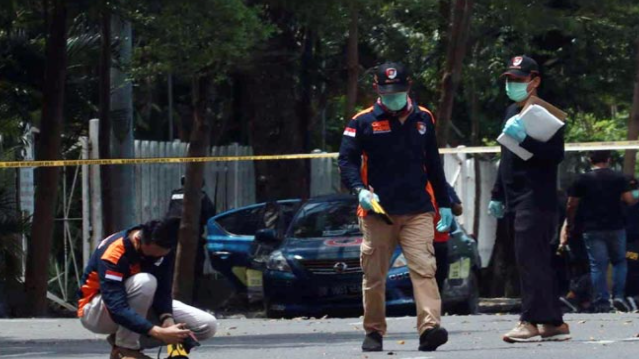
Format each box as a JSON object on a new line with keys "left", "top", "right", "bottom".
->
{"left": 361, "top": 332, "right": 383, "bottom": 352}
{"left": 502, "top": 322, "right": 540, "bottom": 343}
{"left": 110, "top": 346, "right": 152, "bottom": 359}
{"left": 418, "top": 326, "right": 448, "bottom": 351}
{"left": 539, "top": 323, "right": 571, "bottom": 342}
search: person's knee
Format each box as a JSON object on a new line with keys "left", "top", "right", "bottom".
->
{"left": 405, "top": 254, "right": 436, "bottom": 279}
{"left": 126, "top": 273, "right": 158, "bottom": 299}
{"left": 194, "top": 313, "right": 218, "bottom": 341}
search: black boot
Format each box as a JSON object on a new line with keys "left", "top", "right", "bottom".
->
{"left": 419, "top": 326, "right": 448, "bottom": 351}
{"left": 362, "top": 332, "right": 383, "bottom": 352}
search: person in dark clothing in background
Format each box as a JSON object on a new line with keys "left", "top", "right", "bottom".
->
{"left": 434, "top": 183, "right": 464, "bottom": 293}
{"left": 488, "top": 55, "right": 570, "bottom": 343}
{"left": 558, "top": 193, "right": 592, "bottom": 313}
{"left": 166, "top": 176, "right": 216, "bottom": 306}
{"left": 563, "top": 151, "right": 638, "bottom": 313}
{"left": 623, "top": 176, "right": 639, "bottom": 311}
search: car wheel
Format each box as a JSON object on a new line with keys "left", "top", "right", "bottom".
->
{"left": 453, "top": 272, "right": 480, "bottom": 315}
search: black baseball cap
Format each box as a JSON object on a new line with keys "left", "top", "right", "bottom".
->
{"left": 374, "top": 62, "right": 410, "bottom": 94}
{"left": 501, "top": 55, "right": 539, "bottom": 78}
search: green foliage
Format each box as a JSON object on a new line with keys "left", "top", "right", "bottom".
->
{"left": 565, "top": 112, "right": 628, "bottom": 143}
{"left": 130, "top": 0, "right": 272, "bottom": 80}
{"left": 1, "top": 0, "right": 639, "bottom": 147}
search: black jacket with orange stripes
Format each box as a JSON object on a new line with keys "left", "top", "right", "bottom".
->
{"left": 338, "top": 99, "right": 450, "bottom": 215}
{"left": 77, "top": 228, "right": 174, "bottom": 335}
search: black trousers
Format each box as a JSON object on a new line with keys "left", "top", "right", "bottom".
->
{"left": 509, "top": 209, "right": 564, "bottom": 324}
{"left": 434, "top": 241, "right": 449, "bottom": 293}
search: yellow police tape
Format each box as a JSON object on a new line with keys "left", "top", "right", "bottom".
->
{"left": 1, "top": 140, "right": 638, "bottom": 169}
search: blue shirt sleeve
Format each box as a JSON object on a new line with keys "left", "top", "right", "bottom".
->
{"left": 98, "top": 258, "right": 154, "bottom": 335}
{"left": 338, "top": 119, "right": 366, "bottom": 191}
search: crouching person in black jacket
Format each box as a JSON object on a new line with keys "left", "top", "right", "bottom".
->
{"left": 77, "top": 217, "right": 217, "bottom": 359}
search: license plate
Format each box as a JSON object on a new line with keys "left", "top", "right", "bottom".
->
{"left": 317, "top": 284, "right": 361, "bottom": 297}
{"left": 448, "top": 258, "right": 471, "bottom": 280}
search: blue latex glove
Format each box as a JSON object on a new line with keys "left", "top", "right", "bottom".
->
{"left": 633, "top": 189, "right": 639, "bottom": 200}
{"left": 436, "top": 207, "right": 453, "bottom": 232}
{"left": 502, "top": 115, "right": 527, "bottom": 143}
{"left": 358, "top": 189, "right": 380, "bottom": 211}
{"left": 488, "top": 200, "right": 505, "bottom": 219}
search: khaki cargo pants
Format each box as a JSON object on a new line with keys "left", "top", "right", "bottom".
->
{"left": 360, "top": 212, "right": 440, "bottom": 336}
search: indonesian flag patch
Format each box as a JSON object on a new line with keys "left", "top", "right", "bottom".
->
{"left": 343, "top": 127, "right": 356, "bottom": 138}
{"left": 105, "top": 270, "right": 124, "bottom": 282}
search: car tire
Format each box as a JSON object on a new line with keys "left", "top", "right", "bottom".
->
{"left": 453, "top": 272, "right": 480, "bottom": 315}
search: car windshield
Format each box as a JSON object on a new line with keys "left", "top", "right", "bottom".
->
{"left": 289, "top": 200, "right": 360, "bottom": 239}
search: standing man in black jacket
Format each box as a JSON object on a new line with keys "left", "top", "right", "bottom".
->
{"left": 339, "top": 62, "right": 452, "bottom": 353}
{"left": 488, "top": 55, "right": 571, "bottom": 343}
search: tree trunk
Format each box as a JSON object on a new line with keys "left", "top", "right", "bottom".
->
{"left": 172, "top": 75, "right": 212, "bottom": 303}
{"left": 436, "top": 0, "right": 451, "bottom": 78}
{"left": 109, "top": 15, "right": 135, "bottom": 230}
{"left": 245, "top": 22, "right": 307, "bottom": 202}
{"left": 624, "top": 38, "right": 639, "bottom": 176}
{"left": 436, "top": 0, "right": 474, "bottom": 145}
{"left": 344, "top": 0, "right": 359, "bottom": 121}
{"left": 99, "top": 0, "right": 114, "bottom": 235}
{"left": 24, "top": 0, "right": 67, "bottom": 317}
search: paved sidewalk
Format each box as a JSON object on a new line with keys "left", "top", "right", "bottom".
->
{"left": 1, "top": 313, "right": 638, "bottom": 358}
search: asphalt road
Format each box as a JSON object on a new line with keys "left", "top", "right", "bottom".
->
{"left": 1, "top": 313, "right": 639, "bottom": 359}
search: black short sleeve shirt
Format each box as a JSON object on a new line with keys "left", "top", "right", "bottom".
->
{"left": 568, "top": 168, "right": 631, "bottom": 231}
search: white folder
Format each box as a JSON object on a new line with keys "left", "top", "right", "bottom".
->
{"left": 497, "top": 104, "right": 565, "bottom": 160}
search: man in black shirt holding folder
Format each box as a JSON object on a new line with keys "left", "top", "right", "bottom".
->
{"left": 488, "top": 55, "right": 570, "bottom": 343}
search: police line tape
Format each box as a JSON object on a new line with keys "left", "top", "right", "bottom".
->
{"left": 0, "top": 140, "right": 638, "bottom": 169}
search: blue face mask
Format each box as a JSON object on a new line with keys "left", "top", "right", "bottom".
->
{"left": 380, "top": 92, "right": 408, "bottom": 111}
{"left": 505, "top": 81, "right": 532, "bottom": 102}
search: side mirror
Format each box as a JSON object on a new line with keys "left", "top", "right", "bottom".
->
{"left": 255, "top": 229, "right": 278, "bottom": 244}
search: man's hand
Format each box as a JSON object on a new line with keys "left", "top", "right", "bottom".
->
{"left": 502, "top": 115, "right": 527, "bottom": 143}
{"left": 488, "top": 200, "right": 505, "bottom": 219}
{"left": 560, "top": 221, "right": 569, "bottom": 248}
{"left": 148, "top": 324, "right": 192, "bottom": 345}
{"left": 357, "top": 188, "right": 379, "bottom": 211}
{"left": 436, "top": 208, "right": 453, "bottom": 232}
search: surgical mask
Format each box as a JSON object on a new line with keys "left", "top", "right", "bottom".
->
{"left": 380, "top": 92, "right": 408, "bottom": 111}
{"left": 505, "top": 81, "right": 532, "bottom": 102}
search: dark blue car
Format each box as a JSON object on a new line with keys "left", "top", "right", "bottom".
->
{"left": 206, "top": 195, "right": 480, "bottom": 317}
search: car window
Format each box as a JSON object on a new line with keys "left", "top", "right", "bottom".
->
{"left": 280, "top": 202, "right": 301, "bottom": 229}
{"left": 289, "top": 200, "right": 360, "bottom": 239}
{"left": 215, "top": 206, "right": 264, "bottom": 236}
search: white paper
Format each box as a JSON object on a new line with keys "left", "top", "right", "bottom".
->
{"left": 497, "top": 133, "right": 533, "bottom": 161}
{"left": 519, "top": 104, "right": 565, "bottom": 142}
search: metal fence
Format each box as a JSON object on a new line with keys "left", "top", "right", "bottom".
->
{"left": 131, "top": 141, "right": 256, "bottom": 224}
{"left": 84, "top": 119, "right": 256, "bottom": 260}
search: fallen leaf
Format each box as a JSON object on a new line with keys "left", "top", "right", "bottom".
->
{"left": 578, "top": 320, "right": 587, "bottom": 324}
{"left": 397, "top": 340, "right": 405, "bottom": 345}
{"left": 228, "top": 327, "right": 237, "bottom": 330}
